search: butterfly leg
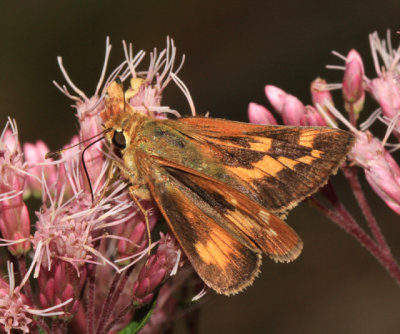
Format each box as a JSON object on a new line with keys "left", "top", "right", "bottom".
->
{"left": 102, "top": 159, "right": 154, "bottom": 252}
{"left": 128, "top": 185, "right": 153, "bottom": 253}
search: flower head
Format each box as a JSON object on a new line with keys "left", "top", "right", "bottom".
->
{"left": 0, "top": 278, "right": 32, "bottom": 334}
{"left": 349, "top": 131, "right": 400, "bottom": 214}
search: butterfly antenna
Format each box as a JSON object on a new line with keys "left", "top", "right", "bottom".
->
{"left": 45, "top": 128, "right": 112, "bottom": 159}
{"left": 81, "top": 136, "right": 106, "bottom": 202}
{"left": 45, "top": 128, "right": 112, "bottom": 202}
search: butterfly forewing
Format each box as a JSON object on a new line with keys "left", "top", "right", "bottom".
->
{"left": 171, "top": 117, "right": 354, "bottom": 216}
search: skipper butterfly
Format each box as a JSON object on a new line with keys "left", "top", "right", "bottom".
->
{"left": 100, "top": 81, "right": 354, "bottom": 295}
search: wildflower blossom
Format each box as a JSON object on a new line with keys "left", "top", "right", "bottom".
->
{"left": 0, "top": 277, "right": 32, "bottom": 334}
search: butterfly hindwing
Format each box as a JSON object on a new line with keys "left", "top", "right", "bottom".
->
{"left": 145, "top": 162, "right": 262, "bottom": 295}
{"left": 142, "top": 155, "right": 302, "bottom": 294}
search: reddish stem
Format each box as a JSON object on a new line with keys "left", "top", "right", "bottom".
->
{"left": 312, "top": 192, "right": 400, "bottom": 285}
{"left": 343, "top": 166, "right": 390, "bottom": 253}
{"left": 86, "top": 264, "right": 97, "bottom": 334}
{"left": 103, "top": 303, "right": 133, "bottom": 333}
{"left": 96, "top": 272, "right": 122, "bottom": 333}
{"left": 100, "top": 266, "right": 135, "bottom": 333}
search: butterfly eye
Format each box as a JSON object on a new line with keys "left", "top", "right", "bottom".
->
{"left": 112, "top": 131, "right": 126, "bottom": 149}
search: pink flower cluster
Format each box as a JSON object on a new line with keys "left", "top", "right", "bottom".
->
{"left": 0, "top": 38, "right": 192, "bottom": 334}
{"left": 248, "top": 30, "right": 400, "bottom": 285}
{"left": 249, "top": 31, "right": 400, "bottom": 217}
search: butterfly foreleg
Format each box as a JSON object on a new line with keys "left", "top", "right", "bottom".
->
{"left": 102, "top": 158, "right": 154, "bottom": 253}
{"left": 94, "top": 159, "right": 121, "bottom": 205}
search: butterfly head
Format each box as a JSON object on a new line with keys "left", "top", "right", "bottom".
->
{"left": 101, "top": 81, "right": 146, "bottom": 153}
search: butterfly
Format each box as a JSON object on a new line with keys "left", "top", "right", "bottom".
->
{"left": 100, "top": 81, "right": 354, "bottom": 295}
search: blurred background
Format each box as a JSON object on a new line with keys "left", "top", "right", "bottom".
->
{"left": 1, "top": 1, "right": 400, "bottom": 333}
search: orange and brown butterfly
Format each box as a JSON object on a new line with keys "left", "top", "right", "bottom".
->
{"left": 101, "top": 80, "right": 354, "bottom": 295}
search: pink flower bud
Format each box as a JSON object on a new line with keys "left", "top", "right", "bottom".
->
{"left": 248, "top": 103, "right": 278, "bottom": 125}
{"left": 299, "top": 106, "right": 327, "bottom": 126}
{"left": 265, "top": 85, "right": 305, "bottom": 125}
{"left": 0, "top": 197, "right": 31, "bottom": 256}
{"left": 310, "top": 78, "right": 336, "bottom": 123}
{"left": 2, "top": 129, "right": 18, "bottom": 153}
{"left": 38, "top": 261, "right": 86, "bottom": 318}
{"left": 132, "top": 234, "right": 180, "bottom": 306}
{"left": 116, "top": 220, "right": 147, "bottom": 263}
{"left": 311, "top": 78, "right": 334, "bottom": 108}
{"left": 0, "top": 128, "right": 25, "bottom": 193}
{"left": 132, "top": 255, "right": 166, "bottom": 306}
{"left": 265, "top": 85, "right": 287, "bottom": 112}
{"left": 343, "top": 50, "right": 365, "bottom": 115}
{"left": 23, "top": 140, "right": 56, "bottom": 198}
{"left": 0, "top": 124, "right": 31, "bottom": 256}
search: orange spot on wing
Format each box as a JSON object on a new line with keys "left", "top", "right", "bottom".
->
{"left": 277, "top": 156, "right": 299, "bottom": 169}
{"left": 228, "top": 155, "right": 284, "bottom": 182}
{"left": 297, "top": 155, "right": 316, "bottom": 165}
{"left": 195, "top": 229, "right": 237, "bottom": 268}
{"left": 311, "top": 149, "right": 323, "bottom": 158}
{"left": 298, "top": 131, "right": 317, "bottom": 148}
{"left": 249, "top": 137, "right": 272, "bottom": 151}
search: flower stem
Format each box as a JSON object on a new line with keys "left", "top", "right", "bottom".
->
{"left": 96, "top": 272, "right": 122, "bottom": 332}
{"left": 312, "top": 187, "right": 400, "bottom": 285}
{"left": 103, "top": 303, "right": 133, "bottom": 334}
{"left": 86, "top": 264, "right": 97, "bottom": 334}
{"left": 36, "top": 318, "right": 51, "bottom": 334}
{"left": 348, "top": 103, "right": 357, "bottom": 127}
{"left": 343, "top": 166, "right": 391, "bottom": 254}
{"left": 101, "top": 266, "right": 135, "bottom": 332}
